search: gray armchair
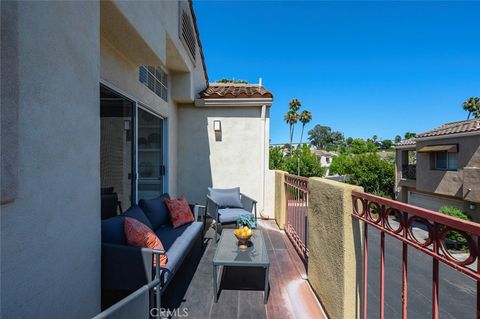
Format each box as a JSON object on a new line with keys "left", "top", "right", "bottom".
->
{"left": 205, "top": 189, "right": 257, "bottom": 242}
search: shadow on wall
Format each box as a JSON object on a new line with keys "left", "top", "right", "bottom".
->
{"left": 177, "top": 110, "right": 213, "bottom": 205}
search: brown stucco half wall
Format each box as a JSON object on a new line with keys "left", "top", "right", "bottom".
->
{"left": 274, "top": 170, "right": 287, "bottom": 229}
{"left": 308, "top": 177, "right": 363, "bottom": 319}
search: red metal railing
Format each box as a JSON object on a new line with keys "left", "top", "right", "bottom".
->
{"left": 284, "top": 174, "right": 309, "bottom": 261}
{"left": 352, "top": 190, "right": 480, "bottom": 319}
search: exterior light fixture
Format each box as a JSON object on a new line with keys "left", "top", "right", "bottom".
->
{"left": 469, "top": 203, "right": 476, "bottom": 210}
{"left": 213, "top": 120, "right": 221, "bottom": 132}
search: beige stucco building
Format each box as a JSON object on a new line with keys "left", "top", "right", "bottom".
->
{"left": 0, "top": 1, "right": 273, "bottom": 318}
{"left": 394, "top": 119, "right": 480, "bottom": 221}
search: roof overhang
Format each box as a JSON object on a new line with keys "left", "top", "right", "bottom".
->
{"left": 418, "top": 144, "right": 458, "bottom": 153}
{"left": 394, "top": 144, "right": 416, "bottom": 150}
{"left": 415, "top": 130, "right": 480, "bottom": 141}
{"left": 194, "top": 97, "right": 273, "bottom": 107}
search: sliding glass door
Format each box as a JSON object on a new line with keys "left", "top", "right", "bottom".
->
{"left": 100, "top": 85, "right": 166, "bottom": 219}
{"left": 136, "top": 108, "right": 165, "bottom": 201}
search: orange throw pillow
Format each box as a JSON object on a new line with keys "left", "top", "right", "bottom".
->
{"left": 165, "top": 195, "right": 195, "bottom": 228}
{"left": 124, "top": 217, "right": 167, "bottom": 267}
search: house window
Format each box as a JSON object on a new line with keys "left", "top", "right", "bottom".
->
{"left": 434, "top": 151, "right": 458, "bottom": 170}
{"left": 139, "top": 66, "right": 168, "bottom": 102}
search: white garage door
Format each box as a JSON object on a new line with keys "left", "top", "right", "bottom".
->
{"left": 408, "top": 191, "right": 464, "bottom": 212}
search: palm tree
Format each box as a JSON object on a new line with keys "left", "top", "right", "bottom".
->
{"left": 288, "top": 98, "right": 301, "bottom": 113}
{"left": 462, "top": 97, "right": 480, "bottom": 119}
{"left": 284, "top": 110, "right": 299, "bottom": 154}
{"left": 298, "top": 110, "right": 312, "bottom": 146}
{"left": 284, "top": 98, "right": 302, "bottom": 154}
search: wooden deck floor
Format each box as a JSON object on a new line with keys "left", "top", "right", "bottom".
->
{"left": 162, "top": 220, "right": 327, "bottom": 319}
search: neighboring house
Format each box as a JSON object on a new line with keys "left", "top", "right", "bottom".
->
{"left": 394, "top": 119, "right": 480, "bottom": 221}
{"left": 313, "top": 149, "right": 338, "bottom": 176}
{"left": 0, "top": 1, "right": 272, "bottom": 318}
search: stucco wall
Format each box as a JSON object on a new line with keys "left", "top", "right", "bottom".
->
{"left": 1, "top": 2, "right": 101, "bottom": 318}
{"left": 177, "top": 106, "right": 270, "bottom": 214}
{"left": 416, "top": 135, "right": 480, "bottom": 198}
{"left": 307, "top": 178, "right": 363, "bottom": 319}
{"left": 273, "top": 170, "right": 287, "bottom": 228}
{"left": 263, "top": 170, "right": 276, "bottom": 219}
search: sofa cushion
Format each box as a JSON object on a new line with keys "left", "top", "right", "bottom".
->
{"left": 154, "top": 222, "right": 203, "bottom": 284}
{"left": 123, "top": 205, "right": 153, "bottom": 229}
{"left": 124, "top": 217, "right": 167, "bottom": 267}
{"left": 208, "top": 187, "right": 242, "bottom": 208}
{"left": 101, "top": 216, "right": 126, "bottom": 245}
{"left": 139, "top": 193, "right": 171, "bottom": 229}
{"left": 165, "top": 196, "right": 195, "bottom": 228}
{"left": 155, "top": 222, "right": 203, "bottom": 250}
{"left": 218, "top": 208, "right": 253, "bottom": 224}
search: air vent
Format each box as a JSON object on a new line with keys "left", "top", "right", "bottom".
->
{"left": 139, "top": 66, "right": 168, "bottom": 102}
{"left": 181, "top": 10, "right": 196, "bottom": 61}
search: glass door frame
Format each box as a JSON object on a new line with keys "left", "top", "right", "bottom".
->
{"left": 100, "top": 80, "right": 168, "bottom": 205}
{"left": 135, "top": 104, "right": 167, "bottom": 202}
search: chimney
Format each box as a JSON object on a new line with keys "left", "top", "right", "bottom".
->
{"left": 258, "top": 78, "right": 262, "bottom": 87}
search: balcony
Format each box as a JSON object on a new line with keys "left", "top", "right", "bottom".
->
{"left": 97, "top": 173, "right": 479, "bottom": 319}
{"left": 402, "top": 164, "right": 417, "bottom": 180}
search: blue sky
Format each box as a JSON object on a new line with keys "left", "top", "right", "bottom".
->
{"left": 193, "top": 1, "right": 480, "bottom": 144}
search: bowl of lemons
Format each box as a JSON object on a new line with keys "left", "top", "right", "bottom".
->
{"left": 234, "top": 226, "right": 253, "bottom": 249}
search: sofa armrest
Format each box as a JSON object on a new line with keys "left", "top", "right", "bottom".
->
{"left": 102, "top": 243, "right": 165, "bottom": 291}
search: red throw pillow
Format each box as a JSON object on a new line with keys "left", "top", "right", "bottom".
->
{"left": 165, "top": 195, "right": 195, "bottom": 228}
{"left": 124, "top": 217, "right": 167, "bottom": 267}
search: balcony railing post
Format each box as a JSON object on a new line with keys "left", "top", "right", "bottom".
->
{"left": 352, "top": 190, "right": 480, "bottom": 319}
{"left": 363, "top": 222, "right": 368, "bottom": 319}
{"left": 402, "top": 212, "right": 408, "bottom": 319}
{"left": 284, "top": 174, "right": 309, "bottom": 261}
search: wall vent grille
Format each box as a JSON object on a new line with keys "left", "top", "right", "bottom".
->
{"left": 181, "top": 10, "right": 196, "bottom": 61}
{"left": 139, "top": 66, "right": 168, "bottom": 102}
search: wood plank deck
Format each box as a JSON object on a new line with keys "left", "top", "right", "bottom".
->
{"left": 162, "top": 220, "right": 327, "bottom": 319}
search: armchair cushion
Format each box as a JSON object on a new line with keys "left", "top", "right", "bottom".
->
{"left": 218, "top": 208, "right": 253, "bottom": 224}
{"left": 138, "top": 193, "right": 171, "bottom": 229}
{"left": 208, "top": 187, "right": 242, "bottom": 208}
{"left": 123, "top": 205, "right": 153, "bottom": 229}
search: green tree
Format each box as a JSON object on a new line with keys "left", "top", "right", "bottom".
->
{"left": 380, "top": 139, "right": 393, "bottom": 150}
{"left": 404, "top": 132, "right": 416, "bottom": 140}
{"left": 283, "top": 145, "right": 325, "bottom": 177}
{"left": 269, "top": 147, "right": 285, "bottom": 170}
{"left": 394, "top": 135, "right": 402, "bottom": 143}
{"left": 330, "top": 153, "right": 395, "bottom": 197}
{"left": 462, "top": 97, "right": 480, "bottom": 119}
{"left": 308, "top": 124, "right": 344, "bottom": 150}
{"left": 298, "top": 110, "right": 313, "bottom": 146}
{"left": 349, "top": 138, "right": 377, "bottom": 154}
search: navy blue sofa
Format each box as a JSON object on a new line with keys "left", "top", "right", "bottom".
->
{"left": 101, "top": 193, "right": 203, "bottom": 295}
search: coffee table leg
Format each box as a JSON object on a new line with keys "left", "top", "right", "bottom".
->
{"left": 213, "top": 264, "right": 218, "bottom": 303}
{"left": 264, "top": 266, "right": 269, "bottom": 304}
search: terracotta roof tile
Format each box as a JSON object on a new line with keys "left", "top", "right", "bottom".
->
{"left": 199, "top": 83, "right": 273, "bottom": 99}
{"left": 416, "top": 119, "right": 480, "bottom": 138}
{"left": 394, "top": 138, "right": 416, "bottom": 147}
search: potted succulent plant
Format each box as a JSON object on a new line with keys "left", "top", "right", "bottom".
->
{"left": 236, "top": 214, "right": 256, "bottom": 229}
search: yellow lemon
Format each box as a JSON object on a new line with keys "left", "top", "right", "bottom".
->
{"left": 246, "top": 229, "right": 252, "bottom": 236}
